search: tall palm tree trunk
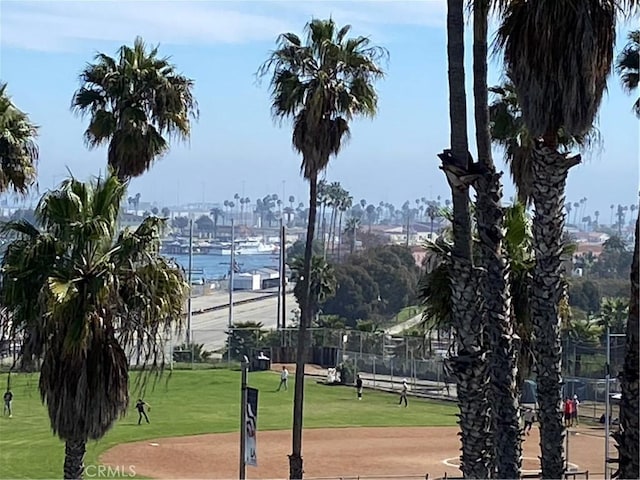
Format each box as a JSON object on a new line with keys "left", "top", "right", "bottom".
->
{"left": 441, "top": 0, "right": 490, "bottom": 477}
{"left": 472, "top": 0, "right": 520, "bottom": 477}
{"left": 326, "top": 206, "right": 335, "bottom": 259}
{"left": 337, "top": 211, "right": 343, "bottom": 261}
{"left": 530, "top": 142, "right": 580, "bottom": 479}
{"left": 64, "top": 439, "right": 86, "bottom": 479}
{"left": 331, "top": 206, "right": 338, "bottom": 255}
{"left": 614, "top": 214, "right": 639, "bottom": 479}
{"left": 289, "top": 172, "right": 318, "bottom": 480}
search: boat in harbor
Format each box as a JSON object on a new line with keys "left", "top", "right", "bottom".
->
{"left": 211, "top": 239, "right": 278, "bottom": 256}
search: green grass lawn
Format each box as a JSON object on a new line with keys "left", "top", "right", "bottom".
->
{"left": 0, "top": 369, "right": 457, "bottom": 479}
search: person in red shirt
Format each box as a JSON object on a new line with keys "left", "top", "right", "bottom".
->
{"left": 564, "top": 397, "right": 573, "bottom": 427}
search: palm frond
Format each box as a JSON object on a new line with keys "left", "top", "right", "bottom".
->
{"left": 0, "top": 83, "right": 39, "bottom": 194}
{"left": 71, "top": 37, "right": 198, "bottom": 178}
{"left": 494, "top": 0, "right": 617, "bottom": 137}
{"left": 257, "top": 18, "right": 387, "bottom": 180}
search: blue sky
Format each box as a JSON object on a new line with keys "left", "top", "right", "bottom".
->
{"left": 0, "top": 0, "right": 638, "bottom": 222}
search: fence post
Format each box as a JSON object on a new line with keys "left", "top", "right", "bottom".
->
{"left": 391, "top": 358, "right": 394, "bottom": 390}
{"left": 373, "top": 355, "right": 376, "bottom": 389}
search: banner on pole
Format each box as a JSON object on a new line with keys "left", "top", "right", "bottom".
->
{"left": 245, "top": 387, "right": 259, "bottom": 467}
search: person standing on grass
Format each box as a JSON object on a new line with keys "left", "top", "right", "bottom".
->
{"left": 355, "top": 375, "right": 363, "bottom": 400}
{"left": 277, "top": 366, "right": 289, "bottom": 391}
{"left": 3, "top": 389, "right": 12, "bottom": 418}
{"left": 398, "top": 379, "right": 408, "bottom": 407}
{"left": 572, "top": 394, "right": 580, "bottom": 426}
{"left": 136, "top": 399, "right": 150, "bottom": 425}
{"left": 523, "top": 407, "right": 535, "bottom": 436}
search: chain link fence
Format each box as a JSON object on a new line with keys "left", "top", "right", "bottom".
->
{"left": 0, "top": 323, "right": 624, "bottom": 417}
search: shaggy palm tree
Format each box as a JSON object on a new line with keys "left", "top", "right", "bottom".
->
{"left": 210, "top": 207, "right": 224, "bottom": 240}
{"left": 71, "top": 37, "right": 198, "bottom": 179}
{"left": 614, "top": 215, "right": 639, "bottom": 479}
{"left": 0, "top": 83, "right": 38, "bottom": 193}
{"left": 472, "top": 1, "right": 520, "bottom": 475}
{"left": 615, "top": 30, "right": 640, "bottom": 480}
{"left": 616, "top": 30, "right": 640, "bottom": 117}
{"left": 438, "top": 0, "right": 490, "bottom": 476}
{"left": 258, "top": 18, "right": 386, "bottom": 479}
{"left": 289, "top": 255, "right": 337, "bottom": 312}
{"left": 420, "top": 204, "right": 534, "bottom": 392}
{"left": 344, "top": 217, "right": 362, "bottom": 255}
{"left": 0, "top": 173, "right": 188, "bottom": 479}
{"left": 495, "top": 2, "right": 637, "bottom": 476}
{"left": 489, "top": 81, "right": 600, "bottom": 205}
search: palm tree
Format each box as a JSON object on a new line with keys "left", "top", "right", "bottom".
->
{"left": 71, "top": 37, "right": 198, "bottom": 179}
{"left": 615, "top": 215, "right": 639, "bottom": 479}
{"left": 0, "top": 83, "right": 39, "bottom": 194}
{"left": 289, "top": 255, "right": 337, "bottom": 318}
{"left": 420, "top": 203, "right": 573, "bottom": 395}
{"left": 337, "top": 194, "right": 353, "bottom": 260}
{"left": 209, "top": 207, "right": 224, "bottom": 239}
{"left": 0, "top": 173, "right": 187, "bottom": 479}
{"left": 345, "top": 217, "right": 361, "bottom": 255}
{"left": 495, "top": 2, "right": 636, "bottom": 476}
{"left": 564, "top": 316, "right": 604, "bottom": 346}
{"left": 616, "top": 30, "right": 639, "bottom": 117}
{"left": 615, "top": 35, "right": 640, "bottom": 476}
{"left": 438, "top": 0, "right": 489, "bottom": 476}
{"left": 472, "top": 0, "right": 520, "bottom": 475}
{"left": 258, "top": 18, "right": 386, "bottom": 479}
{"left": 596, "top": 297, "right": 629, "bottom": 334}
{"left": 489, "top": 83, "right": 600, "bottom": 206}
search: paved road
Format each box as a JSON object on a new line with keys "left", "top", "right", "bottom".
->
{"left": 188, "top": 293, "right": 297, "bottom": 351}
{"left": 187, "top": 288, "right": 281, "bottom": 313}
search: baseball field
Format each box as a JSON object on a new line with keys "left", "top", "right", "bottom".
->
{"left": 0, "top": 367, "right": 610, "bottom": 479}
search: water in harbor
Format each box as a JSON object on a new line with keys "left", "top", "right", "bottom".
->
{"left": 167, "top": 253, "right": 280, "bottom": 281}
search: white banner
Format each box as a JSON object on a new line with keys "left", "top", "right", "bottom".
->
{"left": 245, "top": 387, "right": 258, "bottom": 467}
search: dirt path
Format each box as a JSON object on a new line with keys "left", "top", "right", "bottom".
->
{"left": 101, "top": 425, "right": 608, "bottom": 479}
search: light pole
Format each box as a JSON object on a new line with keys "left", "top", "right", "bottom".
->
{"left": 228, "top": 218, "right": 235, "bottom": 365}
{"left": 186, "top": 218, "right": 194, "bottom": 344}
{"left": 239, "top": 355, "right": 249, "bottom": 480}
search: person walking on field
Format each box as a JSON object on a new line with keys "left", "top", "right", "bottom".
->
{"left": 277, "top": 366, "right": 289, "bottom": 391}
{"left": 3, "top": 389, "right": 12, "bottom": 418}
{"left": 398, "top": 379, "right": 408, "bottom": 407}
{"left": 355, "top": 375, "right": 363, "bottom": 400}
{"left": 523, "top": 407, "right": 535, "bottom": 436}
{"left": 136, "top": 399, "right": 150, "bottom": 425}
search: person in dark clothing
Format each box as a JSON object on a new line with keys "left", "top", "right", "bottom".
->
{"left": 356, "top": 375, "right": 363, "bottom": 400}
{"left": 3, "top": 389, "right": 12, "bottom": 417}
{"left": 398, "top": 379, "right": 408, "bottom": 407}
{"left": 136, "top": 399, "right": 150, "bottom": 425}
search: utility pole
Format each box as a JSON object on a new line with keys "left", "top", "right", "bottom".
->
{"left": 239, "top": 355, "right": 249, "bottom": 480}
{"left": 277, "top": 217, "right": 283, "bottom": 330}
{"left": 228, "top": 218, "right": 235, "bottom": 365}
{"left": 281, "top": 222, "right": 287, "bottom": 329}
{"left": 187, "top": 218, "right": 193, "bottom": 344}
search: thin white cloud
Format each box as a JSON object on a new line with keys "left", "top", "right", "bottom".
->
{"left": 0, "top": 0, "right": 446, "bottom": 53}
